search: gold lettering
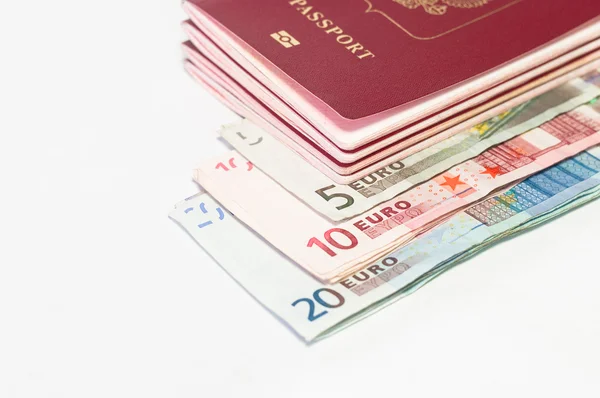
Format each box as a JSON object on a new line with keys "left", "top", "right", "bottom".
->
{"left": 296, "top": 5, "right": 312, "bottom": 15}
{"left": 287, "top": 0, "right": 375, "bottom": 61}
{"left": 336, "top": 34, "right": 353, "bottom": 45}
{"left": 307, "top": 11, "right": 324, "bottom": 22}
{"left": 316, "top": 18, "right": 333, "bottom": 29}
{"left": 324, "top": 26, "right": 343, "bottom": 35}
{"left": 357, "top": 50, "right": 376, "bottom": 60}
{"left": 346, "top": 42, "right": 364, "bottom": 54}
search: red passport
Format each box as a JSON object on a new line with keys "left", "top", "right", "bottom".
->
{"left": 184, "top": 0, "right": 600, "bottom": 150}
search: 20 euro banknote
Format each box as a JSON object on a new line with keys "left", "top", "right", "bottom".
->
{"left": 171, "top": 146, "right": 600, "bottom": 342}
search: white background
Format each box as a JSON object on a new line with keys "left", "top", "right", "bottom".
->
{"left": 1, "top": 1, "right": 599, "bottom": 397}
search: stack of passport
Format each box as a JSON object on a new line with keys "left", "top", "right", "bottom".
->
{"left": 174, "top": 0, "right": 600, "bottom": 341}
{"left": 182, "top": 0, "right": 600, "bottom": 182}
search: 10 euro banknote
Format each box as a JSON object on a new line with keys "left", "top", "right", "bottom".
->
{"left": 196, "top": 104, "right": 600, "bottom": 282}
{"left": 171, "top": 146, "right": 600, "bottom": 342}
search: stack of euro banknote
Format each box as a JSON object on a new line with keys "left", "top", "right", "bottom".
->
{"left": 172, "top": 0, "right": 600, "bottom": 341}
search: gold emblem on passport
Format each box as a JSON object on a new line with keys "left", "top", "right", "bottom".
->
{"left": 270, "top": 30, "right": 301, "bottom": 48}
{"left": 393, "top": 0, "right": 489, "bottom": 16}
{"left": 365, "top": 0, "right": 522, "bottom": 40}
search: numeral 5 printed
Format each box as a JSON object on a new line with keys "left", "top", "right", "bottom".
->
{"left": 315, "top": 185, "right": 355, "bottom": 210}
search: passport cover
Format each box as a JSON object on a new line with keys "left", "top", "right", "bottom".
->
{"left": 186, "top": 0, "right": 600, "bottom": 120}
{"left": 183, "top": 37, "right": 600, "bottom": 180}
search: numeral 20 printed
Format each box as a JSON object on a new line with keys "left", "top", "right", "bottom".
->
{"left": 292, "top": 288, "right": 345, "bottom": 322}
